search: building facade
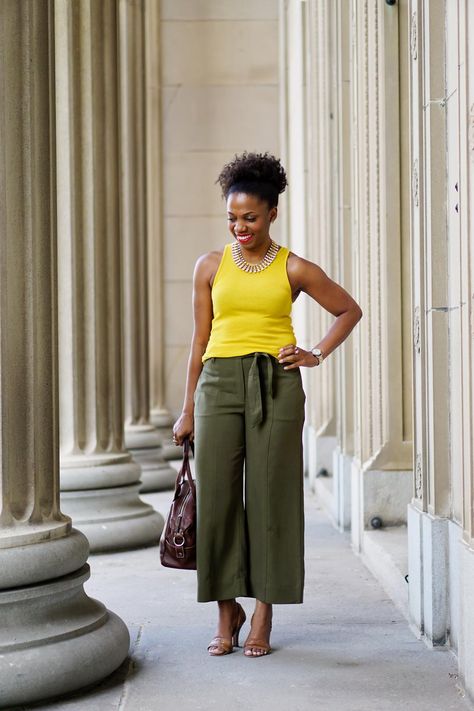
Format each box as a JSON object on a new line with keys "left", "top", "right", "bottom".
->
{"left": 280, "top": 0, "right": 474, "bottom": 701}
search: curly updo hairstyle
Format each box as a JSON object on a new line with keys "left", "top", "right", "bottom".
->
{"left": 215, "top": 151, "right": 288, "bottom": 210}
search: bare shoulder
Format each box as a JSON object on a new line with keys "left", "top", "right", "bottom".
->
{"left": 194, "top": 246, "right": 226, "bottom": 288}
{"left": 286, "top": 249, "right": 326, "bottom": 291}
{"left": 286, "top": 249, "right": 320, "bottom": 271}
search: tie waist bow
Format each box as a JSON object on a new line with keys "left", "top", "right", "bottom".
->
{"left": 246, "top": 352, "right": 275, "bottom": 428}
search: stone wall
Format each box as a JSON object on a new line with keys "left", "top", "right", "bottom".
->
{"left": 159, "top": 0, "right": 282, "bottom": 415}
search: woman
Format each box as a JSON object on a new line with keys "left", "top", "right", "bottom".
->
{"left": 172, "top": 151, "right": 362, "bottom": 658}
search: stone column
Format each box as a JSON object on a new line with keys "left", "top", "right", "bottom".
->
{"left": 348, "top": 0, "right": 412, "bottom": 553}
{"left": 304, "top": 0, "right": 339, "bottom": 505}
{"left": 408, "top": 2, "right": 474, "bottom": 680}
{"left": 279, "top": 0, "right": 313, "bottom": 496}
{"left": 457, "top": 1, "right": 474, "bottom": 696}
{"left": 55, "top": 0, "right": 164, "bottom": 551}
{"left": 118, "top": 0, "right": 176, "bottom": 492}
{"left": 0, "top": 2, "right": 129, "bottom": 705}
{"left": 144, "top": 0, "right": 178, "bottom": 461}
{"left": 407, "top": 0, "right": 450, "bottom": 647}
{"left": 331, "top": 0, "right": 355, "bottom": 531}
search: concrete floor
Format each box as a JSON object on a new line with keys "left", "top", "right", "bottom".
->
{"left": 16, "top": 482, "right": 474, "bottom": 711}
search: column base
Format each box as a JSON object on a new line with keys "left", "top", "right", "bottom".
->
{"left": 124, "top": 423, "right": 176, "bottom": 492}
{"left": 61, "top": 453, "right": 143, "bottom": 490}
{"left": 407, "top": 503, "right": 450, "bottom": 646}
{"left": 61, "top": 483, "right": 164, "bottom": 553}
{"left": 0, "top": 527, "right": 89, "bottom": 589}
{"left": 307, "top": 426, "right": 338, "bottom": 523}
{"left": 0, "top": 564, "right": 129, "bottom": 708}
{"left": 132, "top": 446, "right": 177, "bottom": 492}
{"left": 306, "top": 427, "right": 337, "bottom": 494}
{"left": 161, "top": 437, "right": 184, "bottom": 461}
{"left": 460, "top": 539, "right": 474, "bottom": 703}
{"left": 332, "top": 446, "right": 352, "bottom": 532}
{"left": 149, "top": 406, "right": 174, "bottom": 429}
{"left": 350, "top": 460, "right": 412, "bottom": 552}
{"left": 147, "top": 409, "right": 183, "bottom": 461}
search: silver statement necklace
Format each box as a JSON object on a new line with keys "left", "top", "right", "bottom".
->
{"left": 231, "top": 239, "right": 280, "bottom": 273}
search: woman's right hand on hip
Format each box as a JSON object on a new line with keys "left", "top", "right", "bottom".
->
{"left": 172, "top": 412, "right": 194, "bottom": 446}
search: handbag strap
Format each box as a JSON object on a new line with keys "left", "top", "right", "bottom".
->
{"left": 177, "top": 437, "right": 196, "bottom": 499}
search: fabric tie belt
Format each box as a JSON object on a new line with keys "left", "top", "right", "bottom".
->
{"left": 245, "top": 352, "right": 275, "bottom": 429}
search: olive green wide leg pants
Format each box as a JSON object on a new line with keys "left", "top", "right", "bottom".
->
{"left": 193, "top": 352, "right": 306, "bottom": 604}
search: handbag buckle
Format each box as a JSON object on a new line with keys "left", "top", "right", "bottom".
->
{"left": 173, "top": 532, "right": 185, "bottom": 547}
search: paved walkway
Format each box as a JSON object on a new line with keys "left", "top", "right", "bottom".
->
{"left": 19, "top": 482, "right": 473, "bottom": 711}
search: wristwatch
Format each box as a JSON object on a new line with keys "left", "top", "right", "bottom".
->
{"left": 310, "top": 347, "right": 324, "bottom": 365}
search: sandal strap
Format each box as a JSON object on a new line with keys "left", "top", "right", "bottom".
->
{"left": 208, "top": 603, "right": 247, "bottom": 653}
{"left": 208, "top": 636, "right": 233, "bottom": 653}
{"left": 243, "top": 637, "right": 271, "bottom": 651}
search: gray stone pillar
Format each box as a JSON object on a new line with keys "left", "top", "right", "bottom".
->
{"left": 118, "top": 0, "right": 176, "bottom": 492}
{"left": 144, "top": 0, "right": 179, "bottom": 462}
{"left": 0, "top": 2, "right": 129, "bottom": 705}
{"left": 55, "top": 0, "right": 164, "bottom": 552}
{"left": 407, "top": 0, "right": 450, "bottom": 648}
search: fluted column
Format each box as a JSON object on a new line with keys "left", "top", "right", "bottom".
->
{"left": 304, "top": 0, "right": 339, "bottom": 503}
{"left": 0, "top": 2, "right": 129, "bottom": 705}
{"left": 456, "top": 0, "right": 474, "bottom": 695}
{"left": 309, "top": 0, "right": 337, "bottom": 466}
{"left": 347, "top": 0, "right": 412, "bottom": 552}
{"left": 118, "top": 0, "right": 176, "bottom": 491}
{"left": 278, "top": 0, "right": 313, "bottom": 506}
{"left": 144, "top": 0, "right": 178, "bottom": 461}
{"left": 407, "top": 0, "right": 451, "bottom": 647}
{"left": 329, "top": 0, "right": 354, "bottom": 529}
{"left": 55, "top": 0, "right": 164, "bottom": 551}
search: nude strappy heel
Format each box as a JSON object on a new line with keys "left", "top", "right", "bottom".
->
{"left": 243, "top": 612, "right": 272, "bottom": 657}
{"left": 207, "top": 601, "right": 247, "bottom": 656}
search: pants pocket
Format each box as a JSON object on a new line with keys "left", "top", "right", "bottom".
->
{"left": 272, "top": 367, "right": 306, "bottom": 421}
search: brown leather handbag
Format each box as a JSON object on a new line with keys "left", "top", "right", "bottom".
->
{"left": 160, "top": 437, "right": 196, "bottom": 570}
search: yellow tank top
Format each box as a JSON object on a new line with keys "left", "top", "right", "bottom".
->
{"left": 202, "top": 242, "right": 297, "bottom": 362}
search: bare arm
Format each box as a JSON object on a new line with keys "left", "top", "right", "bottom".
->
{"left": 173, "top": 252, "right": 214, "bottom": 444}
{"left": 279, "top": 254, "right": 363, "bottom": 369}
